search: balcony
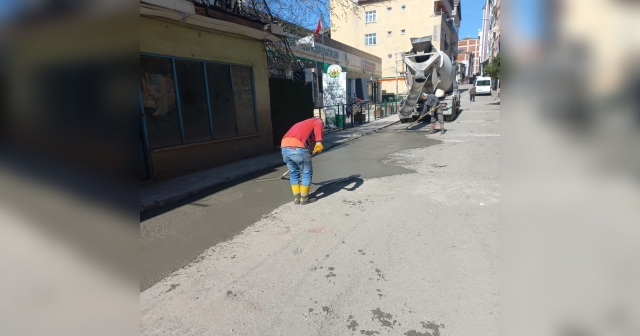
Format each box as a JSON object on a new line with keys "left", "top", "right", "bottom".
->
{"left": 433, "top": 0, "right": 453, "bottom": 17}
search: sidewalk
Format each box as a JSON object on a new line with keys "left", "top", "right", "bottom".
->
{"left": 140, "top": 114, "right": 400, "bottom": 213}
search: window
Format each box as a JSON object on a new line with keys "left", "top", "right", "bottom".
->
{"left": 206, "top": 63, "right": 236, "bottom": 139}
{"left": 364, "top": 33, "right": 377, "bottom": 46}
{"left": 401, "top": 5, "right": 406, "bottom": 11}
{"left": 388, "top": 54, "right": 393, "bottom": 59}
{"left": 365, "top": 10, "right": 376, "bottom": 23}
{"left": 141, "top": 55, "right": 257, "bottom": 149}
{"left": 175, "top": 60, "right": 212, "bottom": 143}
{"left": 387, "top": 31, "right": 392, "bottom": 36}
{"left": 141, "top": 56, "right": 182, "bottom": 148}
{"left": 387, "top": 7, "right": 392, "bottom": 12}
{"left": 401, "top": 29, "right": 406, "bottom": 35}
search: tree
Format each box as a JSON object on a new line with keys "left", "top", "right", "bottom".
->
{"left": 483, "top": 54, "right": 500, "bottom": 80}
{"left": 193, "top": 0, "right": 362, "bottom": 79}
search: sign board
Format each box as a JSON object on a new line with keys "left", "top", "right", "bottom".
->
{"left": 287, "top": 35, "right": 382, "bottom": 77}
{"left": 323, "top": 65, "right": 346, "bottom": 107}
{"left": 360, "top": 60, "right": 376, "bottom": 74}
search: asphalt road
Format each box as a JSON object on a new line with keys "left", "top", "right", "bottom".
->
{"left": 141, "top": 88, "right": 500, "bottom": 336}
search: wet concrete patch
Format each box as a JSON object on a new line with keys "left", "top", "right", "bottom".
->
{"left": 404, "top": 321, "right": 445, "bottom": 336}
{"left": 140, "top": 131, "right": 439, "bottom": 291}
{"left": 371, "top": 308, "right": 397, "bottom": 329}
{"left": 375, "top": 268, "right": 387, "bottom": 281}
{"left": 347, "top": 315, "right": 359, "bottom": 332}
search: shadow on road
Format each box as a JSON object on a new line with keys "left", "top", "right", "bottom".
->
{"left": 486, "top": 101, "right": 500, "bottom": 105}
{"left": 404, "top": 121, "right": 432, "bottom": 131}
{"left": 311, "top": 174, "right": 364, "bottom": 201}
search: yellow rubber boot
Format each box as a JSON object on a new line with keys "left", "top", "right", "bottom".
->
{"left": 300, "top": 185, "right": 316, "bottom": 205}
{"left": 291, "top": 184, "right": 301, "bottom": 205}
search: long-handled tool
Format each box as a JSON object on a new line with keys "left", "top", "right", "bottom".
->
{"left": 254, "top": 151, "right": 321, "bottom": 183}
{"left": 405, "top": 104, "right": 438, "bottom": 130}
{"left": 253, "top": 170, "right": 290, "bottom": 183}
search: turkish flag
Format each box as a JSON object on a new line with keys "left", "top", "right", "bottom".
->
{"left": 313, "top": 19, "right": 322, "bottom": 39}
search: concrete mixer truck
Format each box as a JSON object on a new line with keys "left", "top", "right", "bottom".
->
{"left": 398, "top": 36, "right": 460, "bottom": 123}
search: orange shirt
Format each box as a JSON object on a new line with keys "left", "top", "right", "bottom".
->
{"left": 281, "top": 137, "right": 304, "bottom": 148}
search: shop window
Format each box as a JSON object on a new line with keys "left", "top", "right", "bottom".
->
{"left": 175, "top": 60, "right": 212, "bottom": 143}
{"left": 206, "top": 63, "right": 237, "bottom": 139}
{"left": 140, "top": 55, "right": 257, "bottom": 148}
{"left": 141, "top": 56, "right": 182, "bottom": 149}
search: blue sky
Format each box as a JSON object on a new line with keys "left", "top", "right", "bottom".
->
{"left": 459, "top": 0, "right": 485, "bottom": 39}
{"left": 459, "top": 0, "right": 541, "bottom": 40}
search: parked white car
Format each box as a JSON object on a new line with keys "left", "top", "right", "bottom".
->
{"left": 474, "top": 77, "right": 492, "bottom": 95}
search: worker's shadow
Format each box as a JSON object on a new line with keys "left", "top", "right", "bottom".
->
{"left": 311, "top": 174, "right": 364, "bottom": 201}
{"left": 406, "top": 121, "right": 431, "bottom": 131}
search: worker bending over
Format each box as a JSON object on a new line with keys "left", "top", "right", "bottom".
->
{"left": 420, "top": 89, "right": 446, "bottom": 135}
{"left": 281, "top": 117, "right": 324, "bottom": 205}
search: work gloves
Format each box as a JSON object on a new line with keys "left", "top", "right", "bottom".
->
{"left": 312, "top": 142, "right": 323, "bottom": 155}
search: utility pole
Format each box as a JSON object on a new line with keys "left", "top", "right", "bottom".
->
{"left": 312, "top": 36, "right": 320, "bottom": 107}
{"left": 395, "top": 53, "right": 399, "bottom": 97}
{"left": 320, "top": 15, "right": 326, "bottom": 73}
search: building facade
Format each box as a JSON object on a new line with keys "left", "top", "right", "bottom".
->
{"left": 490, "top": 0, "right": 500, "bottom": 59}
{"left": 330, "top": 0, "right": 461, "bottom": 100}
{"left": 285, "top": 33, "right": 382, "bottom": 105}
{"left": 479, "top": 0, "right": 500, "bottom": 74}
{"left": 455, "top": 51, "right": 475, "bottom": 82}
{"left": 458, "top": 37, "right": 480, "bottom": 75}
{"left": 140, "top": 0, "right": 282, "bottom": 181}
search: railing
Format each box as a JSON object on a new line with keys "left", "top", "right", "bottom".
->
{"left": 314, "top": 100, "right": 400, "bottom": 132}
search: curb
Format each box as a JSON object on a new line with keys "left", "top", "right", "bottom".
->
{"left": 140, "top": 158, "right": 283, "bottom": 213}
{"left": 140, "top": 119, "right": 400, "bottom": 213}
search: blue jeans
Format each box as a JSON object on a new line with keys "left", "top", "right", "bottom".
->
{"left": 281, "top": 147, "right": 313, "bottom": 186}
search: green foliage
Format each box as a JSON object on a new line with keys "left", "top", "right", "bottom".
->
{"left": 269, "top": 78, "right": 315, "bottom": 148}
{"left": 484, "top": 54, "right": 500, "bottom": 79}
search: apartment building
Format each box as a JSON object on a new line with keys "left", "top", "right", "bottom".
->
{"left": 458, "top": 37, "right": 480, "bottom": 75}
{"left": 455, "top": 52, "right": 474, "bottom": 83}
{"left": 490, "top": 0, "right": 500, "bottom": 58}
{"left": 330, "top": 0, "right": 461, "bottom": 100}
{"left": 479, "top": 0, "right": 500, "bottom": 72}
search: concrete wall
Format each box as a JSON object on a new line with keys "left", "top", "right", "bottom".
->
{"left": 331, "top": 0, "right": 454, "bottom": 96}
{"left": 140, "top": 16, "right": 274, "bottom": 179}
